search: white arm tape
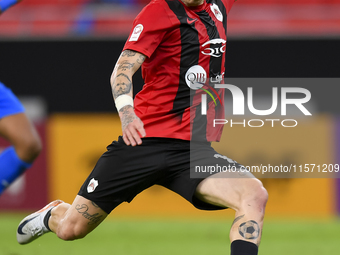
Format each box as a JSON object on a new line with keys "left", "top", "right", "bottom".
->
{"left": 115, "top": 94, "right": 134, "bottom": 112}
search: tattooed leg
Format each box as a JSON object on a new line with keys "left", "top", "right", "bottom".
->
{"left": 230, "top": 214, "right": 261, "bottom": 243}
{"left": 238, "top": 220, "right": 260, "bottom": 240}
{"left": 229, "top": 210, "right": 264, "bottom": 245}
{"left": 49, "top": 195, "right": 108, "bottom": 241}
{"left": 195, "top": 171, "right": 268, "bottom": 246}
{"left": 231, "top": 214, "right": 245, "bottom": 228}
{"left": 75, "top": 204, "right": 104, "bottom": 225}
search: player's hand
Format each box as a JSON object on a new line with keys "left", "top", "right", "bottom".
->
{"left": 119, "top": 105, "right": 146, "bottom": 146}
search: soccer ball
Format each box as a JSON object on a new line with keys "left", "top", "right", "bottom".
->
{"left": 238, "top": 220, "right": 260, "bottom": 239}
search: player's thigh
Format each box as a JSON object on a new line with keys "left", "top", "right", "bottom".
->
{"left": 57, "top": 195, "right": 108, "bottom": 239}
{"left": 195, "top": 171, "right": 264, "bottom": 211}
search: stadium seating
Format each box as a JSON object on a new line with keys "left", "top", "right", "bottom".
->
{"left": 0, "top": 0, "right": 340, "bottom": 37}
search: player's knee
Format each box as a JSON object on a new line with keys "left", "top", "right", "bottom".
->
{"left": 17, "top": 135, "right": 42, "bottom": 162}
{"left": 241, "top": 179, "right": 268, "bottom": 213}
{"left": 56, "top": 223, "right": 88, "bottom": 241}
{"left": 27, "top": 135, "right": 42, "bottom": 159}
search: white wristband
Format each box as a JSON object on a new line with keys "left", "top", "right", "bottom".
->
{"left": 115, "top": 94, "right": 134, "bottom": 112}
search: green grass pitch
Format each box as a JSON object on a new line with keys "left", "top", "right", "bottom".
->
{"left": 1, "top": 214, "right": 340, "bottom": 255}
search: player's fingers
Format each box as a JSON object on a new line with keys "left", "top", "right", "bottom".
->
{"left": 127, "top": 134, "right": 137, "bottom": 147}
{"left": 124, "top": 128, "right": 137, "bottom": 146}
{"left": 124, "top": 128, "right": 136, "bottom": 146}
{"left": 137, "top": 121, "right": 146, "bottom": 138}
{"left": 122, "top": 133, "right": 131, "bottom": 146}
{"left": 128, "top": 125, "right": 142, "bottom": 146}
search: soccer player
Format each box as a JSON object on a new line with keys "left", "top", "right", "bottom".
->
{"left": 17, "top": 1, "right": 268, "bottom": 255}
{"left": 0, "top": 1, "right": 42, "bottom": 195}
{"left": 0, "top": 83, "right": 42, "bottom": 195}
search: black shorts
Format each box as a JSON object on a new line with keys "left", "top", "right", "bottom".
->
{"left": 78, "top": 136, "right": 244, "bottom": 214}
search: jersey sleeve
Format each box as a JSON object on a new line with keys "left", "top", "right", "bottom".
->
{"left": 123, "top": 1, "right": 174, "bottom": 58}
{"left": 222, "top": 0, "right": 236, "bottom": 14}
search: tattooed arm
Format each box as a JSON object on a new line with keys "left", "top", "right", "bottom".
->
{"left": 110, "top": 49, "right": 147, "bottom": 146}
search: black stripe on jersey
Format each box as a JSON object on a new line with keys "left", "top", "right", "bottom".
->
{"left": 192, "top": 102, "right": 208, "bottom": 141}
{"left": 165, "top": 0, "right": 199, "bottom": 118}
{"left": 197, "top": 10, "right": 222, "bottom": 81}
{"left": 192, "top": 9, "right": 223, "bottom": 141}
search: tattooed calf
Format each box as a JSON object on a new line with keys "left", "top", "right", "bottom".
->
{"left": 231, "top": 214, "right": 245, "bottom": 227}
{"left": 75, "top": 204, "right": 103, "bottom": 225}
{"left": 91, "top": 201, "right": 99, "bottom": 208}
{"left": 238, "top": 220, "right": 260, "bottom": 240}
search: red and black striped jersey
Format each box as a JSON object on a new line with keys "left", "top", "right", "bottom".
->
{"left": 123, "top": 0, "right": 235, "bottom": 142}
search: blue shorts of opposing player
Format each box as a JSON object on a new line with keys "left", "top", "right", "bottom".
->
{"left": 0, "top": 82, "right": 32, "bottom": 195}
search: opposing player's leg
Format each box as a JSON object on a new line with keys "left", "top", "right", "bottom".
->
{"left": 0, "top": 112, "right": 41, "bottom": 162}
{"left": 17, "top": 195, "right": 108, "bottom": 244}
{"left": 195, "top": 171, "right": 268, "bottom": 255}
{"left": 0, "top": 112, "right": 42, "bottom": 194}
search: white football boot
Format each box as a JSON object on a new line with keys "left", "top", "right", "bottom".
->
{"left": 17, "top": 200, "right": 63, "bottom": 244}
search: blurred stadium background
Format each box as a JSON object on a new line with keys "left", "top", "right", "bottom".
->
{"left": 1, "top": 0, "right": 340, "bottom": 254}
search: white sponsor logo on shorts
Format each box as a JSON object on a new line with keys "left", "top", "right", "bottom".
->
{"left": 214, "top": 154, "right": 236, "bottom": 163}
{"left": 129, "top": 24, "right": 144, "bottom": 42}
{"left": 87, "top": 178, "right": 99, "bottom": 193}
